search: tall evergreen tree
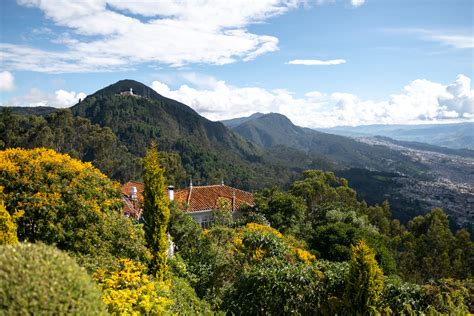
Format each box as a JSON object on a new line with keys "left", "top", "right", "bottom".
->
{"left": 143, "top": 143, "right": 170, "bottom": 280}
{"left": 345, "top": 240, "right": 384, "bottom": 315}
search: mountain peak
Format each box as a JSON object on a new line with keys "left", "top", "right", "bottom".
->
{"left": 91, "top": 79, "right": 161, "bottom": 99}
{"left": 257, "top": 112, "right": 294, "bottom": 126}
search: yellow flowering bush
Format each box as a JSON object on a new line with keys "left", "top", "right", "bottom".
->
{"left": 94, "top": 259, "right": 172, "bottom": 315}
{"left": 0, "top": 148, "right": 147, "bottom": 263}
{"left": 231, "top": 223, "right": 316, "bottom": 264}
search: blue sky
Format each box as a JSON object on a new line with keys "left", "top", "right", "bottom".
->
{"left": 0, "top": 0, "right": 473, "bottom": 127}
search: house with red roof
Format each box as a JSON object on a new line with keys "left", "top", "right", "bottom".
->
{"left": 121, "top": 180, "right": 254, "bottom": 227}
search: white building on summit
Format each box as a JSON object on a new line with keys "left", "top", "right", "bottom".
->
{"left": 120, "top": 88, "right": 134, "bottom": 96}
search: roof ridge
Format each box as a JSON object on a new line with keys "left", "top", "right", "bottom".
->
{"left": 125, "top": 180, "right": 143, "bottom": 185}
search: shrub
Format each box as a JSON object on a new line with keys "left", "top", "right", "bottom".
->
{"left": 223, "top": 258, "right": 321, "bottom": 315}
{"left": 0, "top": 243, "right": 106, "bottom": 314}
{"left": 0, "top": 197, "right": 19, "bottom": 245}
{"left": 0, "top": 148, "right": 147, "bottom": 263}
{"left": 94, "top": 258, "right": 172, "bottom": 315}
{"left": 169, "top": 275, "right": 213, "bottom": 315}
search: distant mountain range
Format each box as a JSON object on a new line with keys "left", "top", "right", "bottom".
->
{"left": 223, "top": 112, "right": 428, "bottom": 176}
{"left": 318, "top": 123, "right": 474, "bottom": 150}
{"left": 0, "top": 106, "right": 57, "bottom": 116}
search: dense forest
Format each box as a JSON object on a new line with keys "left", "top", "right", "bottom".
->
{"left": 1, "top": 147, "right": 473, "bottom": 314}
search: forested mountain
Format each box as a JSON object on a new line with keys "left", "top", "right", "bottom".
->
{"left": 0, "top": 106, "right": 57, "bottom": 116}
{"left": 220, "top": 112, "right": 265, "bottom": 128}
{"left": 319, "top": 122, "right": 474, "bottom": 150}
{"left": 227, "top": 112, "right": 428, "bottom": 177}
{"left": 0, "top": 90, "right": 333, "bottom": 190}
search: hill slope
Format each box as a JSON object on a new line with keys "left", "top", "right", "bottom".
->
{"left": 0, "top": 106, "right": 58, "bottom": 116}
{"left": 229, "top": 113, "right": 428, "bottom": 176}
{"left": 71, "top": 80, "right": 333, "bottom": 189}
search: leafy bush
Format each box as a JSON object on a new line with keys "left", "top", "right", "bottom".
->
{"left": 169, "top": 275, "right": 213, "bottom": 315}
{"left": 223, "top": 258, "right": 321, "bottom": 315}
{"left": 0, "top": 194, "right": 19, "bottom": 245}
{"left": 0, "top": 148, "right": 148, "bottom": 264}
{"left": 0, "top": 243, "right": 106, "bottom": 314}
{"left": 380, "top": 276, "right": 425, "bottom": 314}
{"left": 94, "top": 258, "right": 172, "bottom": 315}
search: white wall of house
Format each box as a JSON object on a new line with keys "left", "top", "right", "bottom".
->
{"left": 189, "top": 209, "right": 242, "bottom": 228}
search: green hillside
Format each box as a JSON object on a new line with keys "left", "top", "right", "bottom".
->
{"left": 70, "top": 80, "right": 334, "bottom": 189}
{"left": 230, "top": 113, "right": 429, "bottom": 177}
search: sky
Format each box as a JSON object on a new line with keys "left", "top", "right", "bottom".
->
{"left": 0, "top": 0, "right": 473, "bottom": 128}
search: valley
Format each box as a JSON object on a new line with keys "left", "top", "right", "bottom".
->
{"left": 358, "top": 136, "right": 474, "bottom": 229}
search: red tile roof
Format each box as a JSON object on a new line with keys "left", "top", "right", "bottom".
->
{"left": 121, "top": 181, "right": 144, "bottom": 219}
{"left": 121, "top": 180, "right": 144, "bottom": 203}
{"left": 120, "top": 181, "right": 254, "bottom": 215}
{"left": 174, "top": 185, "right": 254, "bottom": 213}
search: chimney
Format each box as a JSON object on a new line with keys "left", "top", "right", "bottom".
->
{"left": 167, "top": 185, "right": 174, "bottom": 201}
{"left": 232, "top": 190, "right": 236, "bottom": 211}
{"left": 130, "top": 186, "right": 138, "bottom": 201}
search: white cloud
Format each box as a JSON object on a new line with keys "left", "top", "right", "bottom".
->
{"left": 150, "top": 74, "right": 474, "bottom": 127}
{"left": 0, "top": 71, "right": 15, "bottom": 91}
{"left": 350, "top": 0, "right": 365, "bottom": 7}
{"left": 2, "top": 0, "right": 302, "bottom": 73}
{"left": 4, "top": 88, "right": 86, "bottom": 108}
{"left": 385, "top": 28, "right": 474, "bottom": 49}
{"left": 427, "top": 33, "right": 474, "bottom": 49}
{"left": 316, "top": 0, "right": 365, "bottom": 6}
{"left": 287, "top": 59, "right": 346, "bottom": 65}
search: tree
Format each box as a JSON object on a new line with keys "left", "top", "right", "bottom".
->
{"left": 254, "top": 187, "right": 307, "bottom": 235}
{"left": 396, "top": 208, "right": 474, "bottom": 282}
{"left": 143, "top": 143, "right": 170, "bottom": 280}
{"left": 345, "top": 240, "right": 384, "bottom": 314}
{"left": 0, "top": 148, "right": 148, "bottom": 265}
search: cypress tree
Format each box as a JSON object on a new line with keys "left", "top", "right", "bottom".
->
{"left": 143, "top": 143, "right": 170, "bottom": 280}
{"left": 344, "top": 240, "right": 384, "bottom": 315}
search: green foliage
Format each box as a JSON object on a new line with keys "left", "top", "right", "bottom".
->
{"left": 254, "top": 187, "right": 307, "bottom": 235}
{"left": 396, "top": 208, "right": 474, "bottom": 282}
{"left": 143, "top": 144, "right": 170, "bottom": 280}
{"left": 0, "top": 243, "right": 107, "bottom": 315}
{"left": 421, "top": 278, "right": 471, "bottom": 314}
{"left": 0, "top": 148, "right": 148, "bottom": 263}
{"left": 160, "top": 151, "right": 187, "bottom": 187}
{"left": 169, "top": 275, "right": 213, "bottom": 315}
{"left": 94, "top": 258, "right": 172, "bottom": 315}
{"left": 168, "top": 205, "right": 202, "bottom": 258}
{"left": 223, "top": 258, "right": 321, "bottom": 315}
{"left": 0, "top": 108, "right": 140, "bottom": 182}
{"left": 176, "top": 223, "right": 316, "bottom": 309}
{"left": 212, "top": 197, "right": 234, "bottom": 227}
{"left": 380, "top": 276, "right": 425, "bottom": 314}
{"left": 345, "top": 240, "right": 384, "bottom": 315}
